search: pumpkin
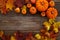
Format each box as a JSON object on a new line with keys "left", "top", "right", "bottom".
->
{"left": 49, "top": 1, "right": 55, "bottom": 7}
{"left": 15, "top": 7, "right": 20, "bottom": 13}
{"left": 36, "top": 0, "right": 48, "bottom": 12}
{"left": 27, "top": 3, "right": 32, "bottom": 8}
{"left": 30, "top": 7, "right": 37, "bottom": 14}
{"left": 41, "top": 12, "right": 46, "bottom": 17}
{"left": 30, "top": 0, "right": 36, "bottom": 4}
{"left": 46, "top": 7, "right": 58, "bottom": 19}
{"left": 22, "top": 9, "right": 27, "bottom": 14}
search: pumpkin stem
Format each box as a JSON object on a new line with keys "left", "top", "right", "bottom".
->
{"left": 41, "top": 1, "right": 44, "bottom": 6}
{"left": 51, "top": 11, "right": 54, "bottom": 14}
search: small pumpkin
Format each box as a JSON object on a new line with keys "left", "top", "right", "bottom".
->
{"left": 30, "top": 0, "right": 36, "bottom": 4}
{"left": 30, "top": 7, "right": 37, "bottom": 14}
{"left": 41, "top": 12, "right": 46, "bottom": 17}
{"left": 27, "top": 3, "right": 32, "bottom": 8}
{"left": 36, "top": 0, "right": 48, "bottom": 12}
{"left": 22, "top": 9, "right": 27, "bottom": 14}
{"left": 49, "top": 1, "right": 55, "bottom": 7}
{"left": 46, "top": 7, "right": 58, "bottom": 19}
{"left": 15, "top": 7, "right": 20, "bottom": 13}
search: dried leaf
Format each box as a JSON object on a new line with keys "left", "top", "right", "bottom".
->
{"left": 0, "top": 0, "right": 6, "bottom": 8}
{"left": 0, "top": 0, "right": 7, "bottom": 14}
{"left": 1, "top": 7, "right": 7, "bottom": 14}
{"left": 6, "top": 0, "right": 15, "bottom": 10}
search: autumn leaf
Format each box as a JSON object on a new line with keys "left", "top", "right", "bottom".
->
{"left": 1, "top": 7, "right": 7, "bottom": 14}
{"left": 6, "top": 0, "right": 15, "bottom": 10}
{"left": 0, "top": 0, "right": 7, "bottom": 14}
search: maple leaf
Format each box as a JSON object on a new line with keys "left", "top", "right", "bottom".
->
{"left": 6, "top": 0, "right": 15, "bottom": 10}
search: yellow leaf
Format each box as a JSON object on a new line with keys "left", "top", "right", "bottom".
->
{"left": 43, "top": 21, "right": 51, "bottom": 30}
{"left": 10, "top": 36, "right": 16, "bottom": 40}
{"left": 35, "top": 34, "right": 41, "bottom": 40}
{"left": 53, "top": 22, "right": 60, "bottom": 28}
{"left": 49, "top": 19, "right": 55, "bottom": 24}
{"left": 54, "top": 28, "right": 58, "bottom": 33}
{"left": 6, "top": 0, "right": 14, "bottom": 10}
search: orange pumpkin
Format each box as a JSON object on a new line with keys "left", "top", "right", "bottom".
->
{"left": 22, "top": 9, "right": 27, "bottom": 14}
{"left": 30, "top": 7, "right": 37, "bottom": 14}
{"left": 15, "top": 7, "right": 20, "bottom": 13}
{"left": 46, "top": 7, "right": 58, "bottom": 19}
{"left": 41, "top": 12, "right": 46, "bottom": 17}
{"left": 27, "top": 3, "right": 32, "bottom": 8}
{"left": 36, "top": 0, "right": 48, "bottom": 12}
{"left": 49, "top": 1, "right": 55, "bottom": 7}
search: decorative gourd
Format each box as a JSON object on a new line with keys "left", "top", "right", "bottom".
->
{"left": 15, "top": 7, "right": 20, "bottom": 13}
{"left": 36, "top": 0, "right": 48, "bottom": 12}
{"left": 49, "top": 1, "right": 55, "bottom": 7}
{"left": 22, "top": 9, "right": 27, "bottom": 14}
{"left": 21, "top": 5, "right": 27, "bottom": 14}
{"left": 27, "top": 3, "right": 32, "bottom": 8}
{"left": 41, "top": 12, "right": 46, "bottom": 17}
{"left": 46, "top": 7, "right": 58, "bottom": 19}
{"left": 30, "top": 0, "right": 36, "bottom": 4}
{"left": 30, "top": 7, "right": 37, "bottom": 14}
